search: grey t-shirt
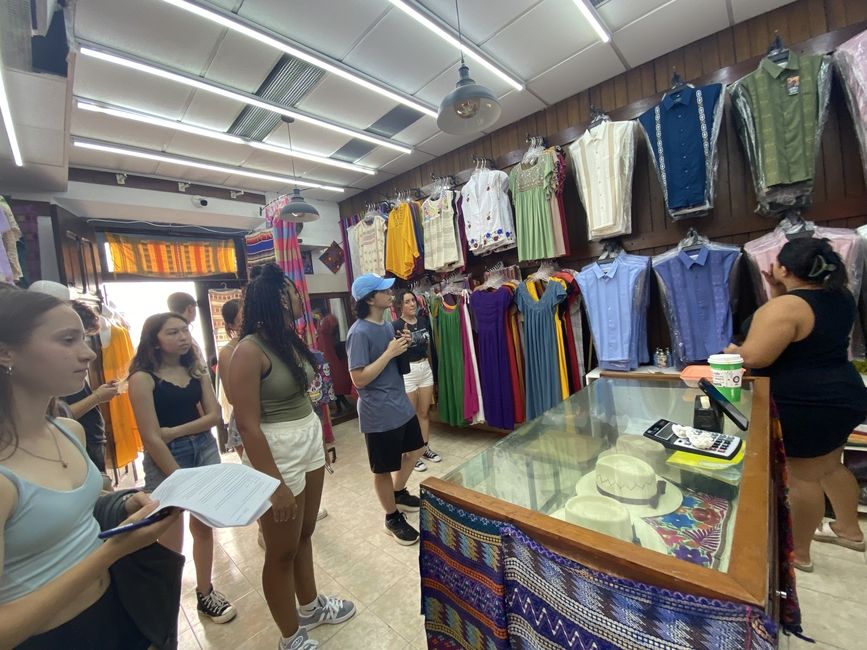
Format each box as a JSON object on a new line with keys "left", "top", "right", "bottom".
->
{"left": 347, "top": 318, "right": 415, "bottom": 433}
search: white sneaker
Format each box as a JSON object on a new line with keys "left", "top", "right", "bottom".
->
{"left": 277, "top": 627, "right": 319, "bottom": 649}
{"left": 423, "top": 446, "right": 442, "bottom": 462}
{"left": 414, "top": 458, "right": 427, "bottom": 472}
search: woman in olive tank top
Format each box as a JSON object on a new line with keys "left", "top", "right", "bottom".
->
{"left": 230, "top": 264, "right": 355, "bottom": 649}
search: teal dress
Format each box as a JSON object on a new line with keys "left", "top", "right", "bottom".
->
{"left": 516, "top": 281, "right": 566, "bottom": 420}
{"left": 509, "top": 152, "right": 556, "bottom": 261}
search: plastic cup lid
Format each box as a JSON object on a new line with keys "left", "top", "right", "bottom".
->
{"left": 707, "top": 353, "right": 743, "bottom": 365}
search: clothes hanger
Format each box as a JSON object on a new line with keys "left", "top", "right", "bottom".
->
{"left": 779, "top": 210, "right": 815, "bottom": 240}
{"left": 767, "top": 32, "right": 790, "bottom": 64}
{"left": 670, "top": 68, "right": 687, "bottom": 91}
{"left": 597, "top": 237, "right": 623, "bottom": 264}
{"left": 589, "top": 104, "right": 610, "bottom": 129}
{"left": 522, "top": 135, "right": 545, "bottom": 166}
{"left": 526, "top": 259, "right": 556, "bottom": 282}
{"left": 678, "top": 227, "right": 709, "bottom": 252}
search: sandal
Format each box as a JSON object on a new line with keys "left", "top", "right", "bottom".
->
{"left": 813, "top": 521, "right": 867, "bottom": 552}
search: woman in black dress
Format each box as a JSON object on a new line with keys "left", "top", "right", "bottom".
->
{"left": 726, "top": 237, "right": 867, "bottom": 571}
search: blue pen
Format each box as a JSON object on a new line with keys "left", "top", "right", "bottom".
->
{"left": 97, "top": 507, "right": 175, "bottom": 540}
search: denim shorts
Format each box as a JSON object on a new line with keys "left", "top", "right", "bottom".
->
{"left": 143, "top": 431, "right": 221, "bottom": 492}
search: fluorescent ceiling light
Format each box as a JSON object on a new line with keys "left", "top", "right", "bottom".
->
{"left": 76, "top": 99, "right": 375, "bottom": 175}
{"left": 158, "top": 0, "right": 438, "bottom": 118}
{"left": 572, "top": 0, "right": 611, "bottom": 43}
{"left": 73, "top": 139, "right": 344, "bottom": 192}
{"left": 0, "top": 58, "right": 23, "bottom": 166}
{"left": 388, "top": 1, "right": 523, "bottom": 91}
{"left": 79, "top": 45, "right": 413, "bottom": 155}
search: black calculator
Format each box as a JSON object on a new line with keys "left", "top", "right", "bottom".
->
{"left": 643, "top": 419, "right": 742, "bottom": 460}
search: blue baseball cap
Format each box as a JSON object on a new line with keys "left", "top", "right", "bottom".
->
{"left": 351, "top": 273, "right": 395, "bottom": 301}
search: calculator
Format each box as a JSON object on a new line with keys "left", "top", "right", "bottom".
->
{"left": 643, "top": 419, "right": 742, "bottom": 460}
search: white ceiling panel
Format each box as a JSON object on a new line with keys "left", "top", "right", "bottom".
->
{"left": 237, "top": 0, "right": 391, "bottom": 60}
{"left": 348, "top": 169, "right": 396, "bottom": 190}
{"left": 6, "top": 69, "right": 66, "bottom": 129}
{"left": 528, "top": 41, "right": 626, "bottom": 105}
{"left": 203, "top": 30, "right": 283, "bottom": 93}
{"left": 296, "top": 74, "right": 398, "bottom": 130}
{"left": 379, "top": 149, "right": 436, "bottom": 176}
{"left": 74, "top": 57, "right": 194, "bottom": 119}
{"left": 597, "top": 0, "right": 673, "bottom": 32}
{"left": 490, "top": 89, "right": 546, "bottom": 131}
{"left": 180, "top": 91, "right": 246, "bottom": 132}
{"left": 418, "top": 0, "right": 544, "bottom": 44}
{"left": 344, "top": 8, "right": 460, "bottom": 94}
{"left": 17, "top": 126, "right": 66, "bottom": 166}
{"left": 613, "top": 0, "right": 730, "bottom": 67}
{"left": 300, "top": 188, "right": 343, "bottom": 202}
{"left": 391, "top": 115, "right": 439, "bottom": 146}
{"left": 70, "top": 107, "right": 174, "bottom": 150}
{"left": 294, "top": 163, "right": 362, "bottom": 186}
{"left": 730, "top": 0, "right": 797, "bottom": 23}
{"left": 219, "top": 174, "right": 281, "bottom": 193}
{"left": 69, "top": 146, "right": 161, "bottom": 176}
{"left": 414, "top": 61, "right": 513, "bottom": 107}
{"left": 417, "top": 131, "right": 484, "bottom": 157}
{"left": 164, "top": 132, "right": 250, "bottom": 166}
{"left": 355, "top": 148, "right": 403, "bottom": 169}
{"left": 153, "top": 162, "right": 232, "bottom": 186}
{"left": 482, "top": 0, "right": 598, "bottom": 81}
{"left": 262, "top": 120, "right": 352, "bottom": 158}
{"left": 73, "top": 0, "right": 227, "bottom": 75}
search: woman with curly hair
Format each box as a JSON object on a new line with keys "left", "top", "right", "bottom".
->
{"left": 230, "top": 263, "right": 355, "bottom": 650}
{"left": 127, "top": 311, "right": 236, "bottom": 624}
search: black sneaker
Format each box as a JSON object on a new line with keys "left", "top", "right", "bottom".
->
{"left": 394, "top": 488, "right": 420, "bottom": 513}
{"left": 384, "top": 512, "right": 419, "bottom": 546}
{"left": 196, "top": 585, "right": 237, "bottom": 624}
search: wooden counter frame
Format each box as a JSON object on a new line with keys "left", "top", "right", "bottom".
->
{"left": 421, "top": 374, "right": 772, "bottom": 609}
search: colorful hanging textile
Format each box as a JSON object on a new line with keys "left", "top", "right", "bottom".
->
{"left": 207, "top": 288, "right": 244, "bottom": 351}
{"left": 420, "top": 491, "right": 510, "bottom": 650}
{"left": 245, "top": 230, "right": 276, "bottom": 272}
{"left": 264, "top": 196, "right": 316, "bottom": 347}
{"left": 501, "top": 524, "right": 777, "bottom": 650}
{"left": 105, "top": 233, "right": 237, "bottom": 277}
{"left": 318, "top": 240, "right": 345, "bottom": 274}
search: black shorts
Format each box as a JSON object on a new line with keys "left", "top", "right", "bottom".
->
{"left": 364, "top": 416, "right": 425, "bottom": 474}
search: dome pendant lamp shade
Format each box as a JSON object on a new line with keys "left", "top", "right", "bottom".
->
{"left": 278, "top": 187, "right": 320, "bottom": 222}
{"left": 437, "top": 64, "right": 501, "bottom": 135}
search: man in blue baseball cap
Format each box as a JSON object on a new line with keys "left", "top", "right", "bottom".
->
{"left": 346, "top": 274, "right": 424, "bottom": 545}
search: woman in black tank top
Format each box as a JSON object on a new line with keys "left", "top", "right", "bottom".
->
{"left": 726, "top": 238, "right": 867, "bottom": 571}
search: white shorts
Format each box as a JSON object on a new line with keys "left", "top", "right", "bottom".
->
{"left": 404, "top": 359, "right": 434, "bottom": 393}
{"left": 242, "top": 410, "right": 325, "bottom": 496}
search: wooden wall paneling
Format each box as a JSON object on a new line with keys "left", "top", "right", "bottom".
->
{"left": 717, "top": 27, "right": 737, "bottom": 68}
{"left": 825, "top": 0, "right": 847, "bottom": 30}
{"left": 748, "top": 11, "right": 772, "bottom": 58}
{"left": 785, "top": 2, "right": 811, "bottom": 43}
{"left": 806, "top": 0, "right": 828, "bottom": 35}
{"left": 699, "top": 34, "right": 721, "bottom": 75}
{"left": 837, "top": 80, "right": 867, "bottom": 198}
{"left": 733, "top": 21, "right": 753, "bottom": 62}
{"left": 821, "top": 81, "right": 846, "bottom": 203}
{"left": 849, "top": 2, "right": 867, "bottom": 26}
{"left": 683, "top": 42, "right": 703, "bottom": 81}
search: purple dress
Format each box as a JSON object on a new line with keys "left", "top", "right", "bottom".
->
{"left": 470, "top": 287, "right": 515, "bottom": 429}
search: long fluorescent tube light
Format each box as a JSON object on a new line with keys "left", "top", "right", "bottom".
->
{"left": 76, "top": 99, "right": 376, "bottom": 175}
{"left": 388, "top": 1, "right": 523, "bottom": 91}
{"left": 73, "top": 139, "right": 345, "bottom": 192}
{"left": 572, "top": 0, "right": 611, "bottom": 43}
{"left": 79, "top": 45, "right": 413, "bottom": 155}
{"left": 0, "top": 58, "right": 23, "bottom": 166}
{"left": 158, "top": 0, "right": 438, "bottom": 118}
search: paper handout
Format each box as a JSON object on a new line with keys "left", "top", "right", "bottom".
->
{"left": 150, "top": 463, "right": 280, "bottom": 527}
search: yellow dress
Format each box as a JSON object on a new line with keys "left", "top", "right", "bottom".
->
{"left": 385, "top": 202, "right": 420, "bottom": 279}
{"left": 101, "top": 325, "right": 142, "bottom": 468}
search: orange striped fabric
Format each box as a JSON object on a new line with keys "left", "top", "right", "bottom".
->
{"left": 106, "top": 233, "right": 237, "bottom": 277}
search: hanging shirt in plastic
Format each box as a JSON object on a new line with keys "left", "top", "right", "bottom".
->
{"left": 653, "top": 244, "right": 740, "bottom": 366}
{"left": 637, "top": 84, "right": 725, "bottom": 219}
{"left": 568, "top": 120, "right": 636, "bottom": 241}
{"left": 460, "top": 168, "right": 516, "bottom": 256}
{"left": 834, "top": 29, "right": 867, "bottom": 184}
{"left": 576, "top": 255, "right": 648, "bottom": 371}
{"left": 729, "top": 52, "right": 832, "bottom": 214}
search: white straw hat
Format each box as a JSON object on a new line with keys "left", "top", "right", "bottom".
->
{"left": 552, "top": 495, "right": 668, "bottom": 554}
{"left": 576, "top": 453, "right": 682, "bottom": 517}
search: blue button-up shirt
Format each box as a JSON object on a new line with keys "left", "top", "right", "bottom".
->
{"left": 652, "top": 245, "right": 740, "bottom": 365}
{"left": 577, "top": 256, "right": 648, "bottom": 370}
{"left": 638, "top": 84, "right": 724, "bottom": 216}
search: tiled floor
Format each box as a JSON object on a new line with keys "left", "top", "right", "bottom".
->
{"left": 119, "top": 419, "right": 866, "bottom": 650}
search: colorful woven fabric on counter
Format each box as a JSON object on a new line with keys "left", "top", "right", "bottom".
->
{"left": 419, "top": 491, "right": 509, "bottom": 650}
{"left": 501, "top": 524, "right": 777, "bottom": 650}
{"left": 642, "top": 487, "right": 732, "bottom": 569}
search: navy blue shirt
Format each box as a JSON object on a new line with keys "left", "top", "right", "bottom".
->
{"left": 653, "top": 245, "right": 740, "bottom": 365}
{"left": 638, "top": 84, "right": 724, "bottom": 215}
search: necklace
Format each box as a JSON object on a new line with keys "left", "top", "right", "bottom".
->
{"left": 17, "top": 422, "right": 68, "bottom": 468}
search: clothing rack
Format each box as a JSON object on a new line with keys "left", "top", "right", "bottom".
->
{"left": 472, "top": 154, "right": 494, "bottom": 169}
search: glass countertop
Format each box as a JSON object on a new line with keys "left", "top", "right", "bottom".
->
{"left": 442, "top": 377, "right": 754, "bottom": 572}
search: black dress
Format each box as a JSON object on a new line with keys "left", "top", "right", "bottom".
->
{"left": 754, "top": 289, "right": 867, "bottom": 458}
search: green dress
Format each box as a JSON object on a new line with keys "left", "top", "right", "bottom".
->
{"left": 431, "top": 295, "right": 465, "bottom": 426}
{"left": 509, "top": 151, "right": 556, "bottom": 262}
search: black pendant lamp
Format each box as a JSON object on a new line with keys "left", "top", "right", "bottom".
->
{"left": 437, "top": 0, "right": 501, "bottom": 135}
{"left": 277, "top": 117, "right": 319, "bottom": 223}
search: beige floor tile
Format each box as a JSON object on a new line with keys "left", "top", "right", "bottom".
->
{"left": 326, "top": 541, "right": 412, "bottom": 607}
{"left": 795, "top": 553, "right": 867, "bottom": 600}
{"left": 192, "top": 590, "right": 279, "bottom": 649}
{"left": 320, "top": 610, "right": 408, "bottom": 650}
{"left": 181, "top": 561, "right": 257, "bottom": 621}
{"left": 809, "top": 537, "right": 867, "bottom": 566}
{"left": 367, "top": 575, "right": 425, "bottom": 643}
{"left": 177, "top": 624, "right": 202, "bottom": 650}
{"left": 794, "top": 587, "right": 863, "bottom": 649}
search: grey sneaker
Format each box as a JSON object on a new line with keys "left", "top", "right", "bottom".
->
{"left": 277, "top": 627, "right": 319, "bottom": 649}
{"left": 297, "top": 594, "right": 357, "bottom": 631}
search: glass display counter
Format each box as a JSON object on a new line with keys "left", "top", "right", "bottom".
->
{"left": 422, "top": 374, "right": 774, "bottom": 610}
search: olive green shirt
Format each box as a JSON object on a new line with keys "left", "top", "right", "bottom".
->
{"left": 730, "top": 52, "right": 829, "bottom": 189}
{"left": 245, "top": 334, "right": 314, "bottom": 423}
